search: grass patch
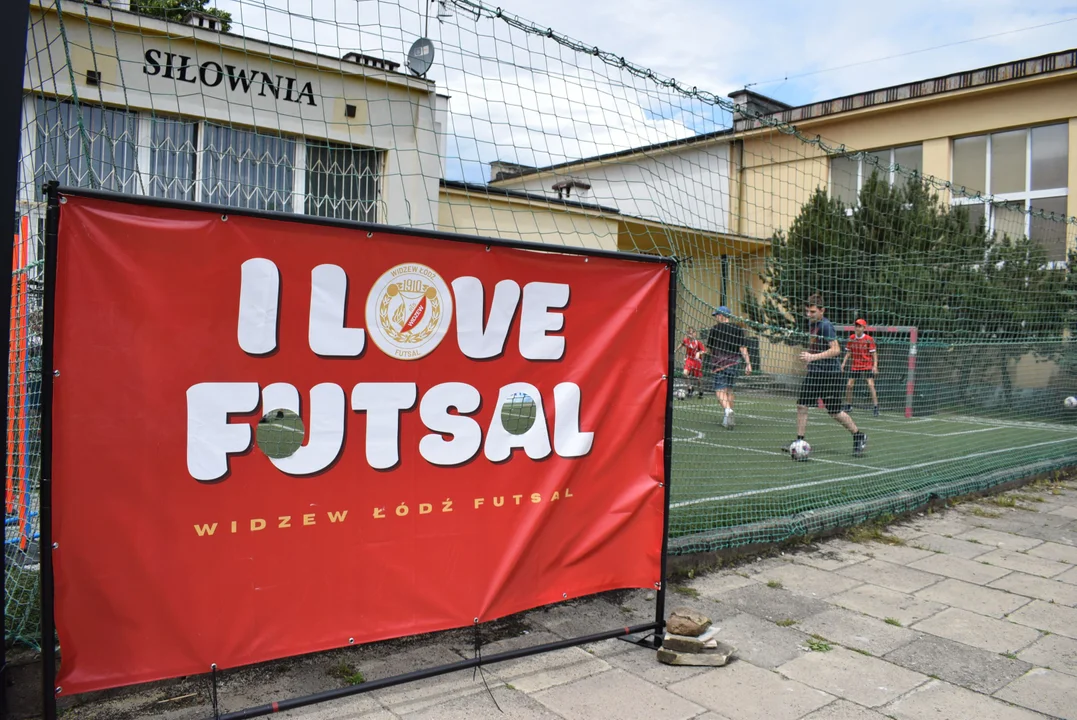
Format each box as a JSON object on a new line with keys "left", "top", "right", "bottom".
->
{"left": 968, "top": 507, "right": 1002, "bottom": 518}
{"left": 985, "top": 496, "right": 1017, "bottom": 508}
{"left": 806, "top": 636, "right": 832, "bottom": 652}
{"left": 884, "top": 617, "right": 902, "bottom": 627}
{"left": 845, "top": 523, "right": 906, "bottom": 546}
{"left": 1002, "top": 652, "right": 1019, "bottom": 660}
{"left": 766, "top": 580, "right": 783, "bottom": 589}
{"left": 328, "top": 662, "right": 365, "bottom": 686}
{"left": 672, "top": 585, "right": 700, "bottom": 598}
{"left": 850, "top": 647, "right": 872, "bottom": 656}
{"left": 1010, "top": 493, "right": 1045, "bottom": 504}
{"left": 775, "top": 619, "right": 796, "bottom": 627}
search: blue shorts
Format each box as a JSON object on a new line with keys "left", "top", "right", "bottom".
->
{"left": 711, "top": 365, "right": 740, "bottom": 391}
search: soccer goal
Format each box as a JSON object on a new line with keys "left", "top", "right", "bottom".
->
{"left": 834, "top": 324, "right": 919, "bottom": 419}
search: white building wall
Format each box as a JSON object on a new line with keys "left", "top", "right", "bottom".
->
{"left": 494, "top": 143, "right": 731, "bottom": 234}
{"left": 23, "top": 0, "right": 443, "bottom": 229}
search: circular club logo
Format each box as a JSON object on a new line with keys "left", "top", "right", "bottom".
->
{"left": 366, "top": 263, "right": 453, "bottom": 360}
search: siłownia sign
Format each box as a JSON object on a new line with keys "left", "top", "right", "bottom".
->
{"left": 47, "top": 191, "right": 671, "bottom": 695}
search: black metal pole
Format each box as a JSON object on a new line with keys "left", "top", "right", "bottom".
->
{"left": 213, "top": 621, "right": 661, "bottom": 720}
{"left": 2, "top": 5, "right": 32, "bottom": 720}
{"left": 653, "top": 260, "right": 677, "bottom": 648}
{"left": 39, "top": 182, "right": 60, "bottom": 720}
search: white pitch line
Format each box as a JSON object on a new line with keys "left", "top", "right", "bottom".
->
{"left": 867, "top": 426, "right": 1007, "bottom": 437}
{"left": 671, "top": 436, "right": 1077, "bottom": 508}
{"left": 673, "top": 426, "right": 882, "bottom": 470}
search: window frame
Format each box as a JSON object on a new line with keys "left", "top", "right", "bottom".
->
{"left": 829, "top": 143, "right": 924, "bottom": 207}
{"left": 949, "top": 124, "right": 1069, "bottom": 246}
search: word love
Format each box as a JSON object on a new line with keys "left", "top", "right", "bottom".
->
{"left": 186, "top": 381, "right": 593, "bottom": 481}
{"left": 237, "top": 259, "right": 572, "bottom": 361}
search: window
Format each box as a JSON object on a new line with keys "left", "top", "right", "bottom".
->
{"left": 305, "top": 141, "right": 381, "bottom": 222}
{"left": 201, "top": 123, "right": 296, "bottom": 212}
{"left": 29, "top": 96, "right": 384, "bottom": 223}
{"left": 830, "top": 144, "right": 923, "bottom": 205}
{"left": 951, "top": 124, "right": 1069, "bottom": 261}
{"left": 148, "top": 116, "right": 198, "bottom": 201}
{"left": 35, "top": 98, "right": 139, "bottom": 197}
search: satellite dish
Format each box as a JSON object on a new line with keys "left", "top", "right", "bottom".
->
{"left": 407, "top": 38, "right": 435, "bottom": 77}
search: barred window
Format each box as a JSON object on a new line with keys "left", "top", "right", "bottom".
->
{"left": 201, "top": 123, "right": 295, "bottom": 212}
{"left": 148, "top": 116, "right": 198, "bottom": 201}
{"left": 35, "top": 98, "right": 139, "bottom": 197}
{"left": 305, "top": 141, "right": 381, "bottom": 222}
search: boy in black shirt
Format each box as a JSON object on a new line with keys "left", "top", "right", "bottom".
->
{"left": 796, "top": 295, "right": 866, "bottom": 456}
{"left": 702, "top": 306, "right": 752, "bottom": 429}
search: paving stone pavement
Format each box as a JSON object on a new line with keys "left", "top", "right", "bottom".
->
{"left": 81, "top": 482, "right": 1077, "bottom": 720}
{"left": 258, "top": 482, "right": 1077, "bottom": 720}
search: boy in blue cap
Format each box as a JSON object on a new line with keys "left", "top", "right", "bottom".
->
{"left": 702, "top": 306, "right": 752, "bottom": 429}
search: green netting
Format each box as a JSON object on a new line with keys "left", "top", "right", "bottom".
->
{"left": 9, "top": 0, "right": 1077, "bottom": 647}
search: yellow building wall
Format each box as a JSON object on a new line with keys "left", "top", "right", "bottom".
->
{"left": 438, "top": 189, "right": 620, "bottom": 250}
{"left": 734, "top": 72, "right": 1077, "bottom": 240}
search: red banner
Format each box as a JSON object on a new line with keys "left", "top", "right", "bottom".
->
{"left": 50, "top": 193, "right": 671, "bottom": 695}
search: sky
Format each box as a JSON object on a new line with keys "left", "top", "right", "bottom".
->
{"left": 209, "top": 0, "right": 1077, "bottom": 182}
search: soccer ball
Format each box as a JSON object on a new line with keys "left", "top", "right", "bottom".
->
{"left": 674, "top": 388, "right": 688, "bottom": 401}
{"left": 789, "top": 439, "right": 812, "bottom": 461}
{"left": 1065, "top": 396, "right": 1077, "bottom": 410}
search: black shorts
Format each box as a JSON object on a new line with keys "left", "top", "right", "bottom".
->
{"left": 798, "top": 371, "right": 844, "bottom": 415}
{"left": 847, "top": 370, "right": 875, "bottom": 380}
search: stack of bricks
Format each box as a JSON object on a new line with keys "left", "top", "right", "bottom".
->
{"left": 656, "top": 608, "right": 735, "bottom": 666}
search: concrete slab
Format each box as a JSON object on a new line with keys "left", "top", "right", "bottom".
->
{"left": 1027, "top": 540, "right": 1077, "bottom": 565}
{"left": 909, "top": 534, "right": 991, "bottom": 559}
{"left": 914, "top": 578, "right": 1032, "bottom": 618}
{"left": 280, "top": 706, "right": 395, "bottom": 720}
{"left": 911, "top": 608, "right": 1042, "bottom": 655}
{"left": 1017, "top": 633, "right": 1077, "bottom": 677}
{"left": 789, "top": 547, "right": 869, "bottom": 572}
{"left": 487, "top": 646, "right": 612, "bottom": 694}
{"left": 975, "top": 548, "right": 1072, "bottom": 578}
{"left": 777, "top": 647, "right": 928, "bottom": 708}
{"left": 994, "top": 667, "right": 1077, "bottom": 720}
{"left": 370, "top": 667, "right": 491, "bottom": 716}
{"left": 1048, "top": 506, "right": 1077, "bottom": 520}
{"left": 711, "top": 612, "right": 811, "bottom": 669}
{"left": 988, "top": 572, "right": 1077, "bottom": 607}
{"left": 755, "top": 562, "right": 863, "bottom": 599}
{"left": 825, "top": 583, "right": 946, "bottom": 626}
{"left": 717, "top": 584, "right": 832, "bottom": 624}
{"left": 532, "top": 668, "right": 704, "bottom": 720}
{"left": 955, "top": 527, "right": 1044, "bottom": 552}
{"left": 882, "top": 634, "right": 1033, "bottom": 694}
{"left": 883, "top": 679, "right": 1045, "bottom": 720}
{"left": 799, "top": 700, "right": 889, "bottom": 719}
{"left": 606, "top": 645, "right": 715, "bottom": 687}
{"left": 885, "top": 524, "right": 928, "bottom": 541}
{"left": 796, "top": 608, "right": 920, "bottom": 657}
{"left": 835, "top": 558, "right": 943, "bottom": 594}
{"left": 1012, "top": 522, "right": 1077, "bottom": 546}
{"left": 400, "top": 686, "right": 561, "bottom": 720}
{"left": 690, "top": 571, "right": 759, "bottom": 599}
{"left": 853, "top": 542, "right": 935, "bottom": 566}
{"left": 907, "top": 515, "right": 976, "bottom": 537}
{"left": 1059, "top": 566, "right": 1077, "bottom": 585}
{"left": 669, "top": 660, "right": 834, "bottom": 720}
{"left": 907, "top": 553, "right": 1013, "bottom": 585}
{"left": 1006, "top": 600, "right": 1077, "bottom": 639}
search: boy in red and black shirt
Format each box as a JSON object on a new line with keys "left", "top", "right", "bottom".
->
{"left": 841, "top": 318, "right": 879, "bottom": 416}
{"left": 681, "top": 328, "right": 705, "bottom": 398}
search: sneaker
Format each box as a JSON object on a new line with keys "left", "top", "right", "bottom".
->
{"left": 853, "top": 431, "right": 867, "bottom": 457}
{"left": 843, "top": 404, "right": 852, "bottom": 413}
{"left": 726, "top": 410, "right": 735, "bottom": 429}
{"left": 873, "top": 406, "right": 880, "bottom": 417}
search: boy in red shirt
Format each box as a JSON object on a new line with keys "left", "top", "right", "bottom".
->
{"left": 841, "top": 318, "right": 879, "bottom": 416}
{"left": 681, "top": 327, "right": 705, "bottom": 398}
